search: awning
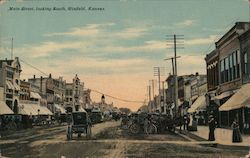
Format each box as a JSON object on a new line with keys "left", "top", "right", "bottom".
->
{"left": 6, "top": 80, "right": 15, "bottom": 90}
{"left": 191, "top": 95, "right": 198, "bottom": 101}
{"left": 178, "top": 99, "right": 183, "bottom": 106}
{"left": 13, "top": 82, "right": 20, "bottom": 91}
{"left": 188, "top": 95, "right": 206, "bottom": 113}
{"left": 219, "top": 83, "right": 250, "bottom": 111}
{"left": 212, "top": 91, "right": 234, "bottom": 100}
{"left": 19, "top": 103, "right": 38, "bottom": 115}
{"left": 78, "top": 107, "right": 87, "bottom": 112}
{"left": 54, "top": 104, "right": 66, "bottom": 114}
{"left": 38, "top": 106, "right": 53, "bottom": 115}
{"left": 19, "top": 103, "right": 53, "bottom": 115}
{"left": 0, "top": 101, "right": 14, "bottom": 115}
{"left": 55, "top": 94, "right": 61, "bottom": 98}
{"left": 30, "top": 92, "right": 42, "bottom": 99}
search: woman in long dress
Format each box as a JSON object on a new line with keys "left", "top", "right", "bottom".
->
{"left": 231, "top": 119, "right": 242, "bottom": 143}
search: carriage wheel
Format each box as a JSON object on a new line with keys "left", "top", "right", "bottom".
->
{"left": 67, "top": 127, "right": 72, "bottom": 140}
{"left": 146, "top": 124, "right": 157, "bottom": 135}
{"left": 129, "top": 123, "right": 140, "bottom": 134}
{"left": 121, "top": 120, "right": 128, "bottom": 130}
{"left": 86, "top": 126, "right": 92, "bottom": 139}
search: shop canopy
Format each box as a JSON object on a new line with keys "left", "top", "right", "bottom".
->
{"left": 219, "top": 83, "right": 250, "bottom": 111}
{"left": 54, "top": 104, "right": 66, "bottom": 114}
{"left": 38, "top": 106, "right": 53, "bottom": 115}
{"left": 6, "top": 80, "right": 15, "bottom": 90}
{"left": 55, "top": 94, "right": 61, "bottom": 99}
{"left": 19, "top": 103, "right": 38, "bottom": 115}
{"left": 188, "top": 95, "right": 206, "bottom": 113}
{"left": 13, "top": 82, "right": 20, "bottom": 91}
{"left": 19, "top": 103, "right": 53, "bottom": 115}
{"left": 212, "top": 91, "right": 234, "bottom": 100}
{"left": 0, "top": 101, "right": 14, "bottom": 115}
{"left": 30, "top": 92, "right": 42, "bottom": 99}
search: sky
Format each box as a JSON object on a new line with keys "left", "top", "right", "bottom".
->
{"left": 0, "top": 0, "right": 249, "bottom": 111}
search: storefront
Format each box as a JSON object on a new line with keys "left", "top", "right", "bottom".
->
{"left": 219, "top": 83, "right": 250, "bottom": 133}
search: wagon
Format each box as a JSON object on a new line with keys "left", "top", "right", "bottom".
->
{"left": 66, "top": 111, "right": 92, "bottom": 140}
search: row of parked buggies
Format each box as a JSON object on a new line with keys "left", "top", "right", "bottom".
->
{"left": 120, "top": 112, "right": 177, "bottom": 135}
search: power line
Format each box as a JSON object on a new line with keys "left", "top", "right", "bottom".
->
{"left": 87, "top": 88, "right": 144, "bottom": 103}
{"left": 20, "top": 59, "right": 49, "bottom": 76}
{"left": 20, "top": 58, "right": 144, "bottom": 104}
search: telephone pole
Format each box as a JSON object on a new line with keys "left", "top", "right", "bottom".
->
{"left": 11, "top": 37, "right": 13, "bottom": 60}
{"left": 149, "top": 80, "right": 156, "bottom": 98}
{"left": 166, "top": 34, "right": 184, "bottom": 117}
{"left": 148, "top": 85, "right": 151, "bottom": 102}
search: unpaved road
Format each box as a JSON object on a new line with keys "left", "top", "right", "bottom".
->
{"left": 0, "top": 121, "right": 248, "bottom": 158}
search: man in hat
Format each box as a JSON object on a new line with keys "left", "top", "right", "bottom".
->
{"left": 208, "top": 114, "right": 216, "bottom": 141}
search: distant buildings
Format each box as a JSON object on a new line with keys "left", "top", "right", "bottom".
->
{"left": 0, "top": 57, "right": 113, "bottom": 116}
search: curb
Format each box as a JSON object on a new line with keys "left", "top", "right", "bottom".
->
{"left": 183, "top": 130, "right": 250, "bottom": 150}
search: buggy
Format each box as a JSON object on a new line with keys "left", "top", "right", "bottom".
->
{"left": 66, "top": 111, "right": 92, "bottom": 140}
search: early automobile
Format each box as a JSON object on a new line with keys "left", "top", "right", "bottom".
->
{"left": 66, "top": 111, "right": 92, "bottom": 140}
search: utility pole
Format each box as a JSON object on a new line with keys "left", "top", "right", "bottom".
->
{"left": 149, "top": 79, "right": 156, "bottom": 98}
{"left": 162, "top": 81, "right": 166, "bottom": 114}
{"left": 166, "top": 34, "right": 184, "bottom": 118}
{"left": 154, "top": 67, "right": 163, "bottom": 96}
{"left": 148, "top": 85, "right": 151, "bottom": 102}
{"left": 11, "top": 37, "right": 13, "bottom": 60}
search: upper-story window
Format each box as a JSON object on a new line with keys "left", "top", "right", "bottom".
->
{"left": 220, "top": 59, "right": 225, "bottom": 83}
{"left": 6, "top": 71, "right": 14, "bottom": 79}
{"left": 244, "top": 52, "right": 248, "bottom": 74}
{"left": 220, "top": 49, "right": 241, "bottom": 84}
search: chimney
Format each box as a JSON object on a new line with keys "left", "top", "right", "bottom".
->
{"left": 49, "top": 73, "right": 51, "bottom": 78}
{"left": 195, "top": 72, "right": 199, "bottom": 76}
{"left": 33, "top": 75, "right": 36, "bottom": 79}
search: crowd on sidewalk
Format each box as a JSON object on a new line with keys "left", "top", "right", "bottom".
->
{"left": 177, "top": 113, "right": 250, "bottom": 146}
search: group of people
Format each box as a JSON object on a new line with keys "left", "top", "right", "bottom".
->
{"left": 208, "top": 114, "right": 242, "bottom": 143}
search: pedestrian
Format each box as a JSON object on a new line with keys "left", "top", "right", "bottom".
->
{"left": 231, "top": 119, "right": 242, "bottom": 143}
{"left": 179, "top": 116, "right": 183, "bottom": 132}
{"left": 208, "top": 115, "right": 216, "bottom": 141}
{"left": 183, "top": 115, "right": 188, "bottom": 130}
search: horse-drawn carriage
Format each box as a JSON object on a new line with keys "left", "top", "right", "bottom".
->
{"left": 66, "top": 111, "right": 92, "bottom": 140}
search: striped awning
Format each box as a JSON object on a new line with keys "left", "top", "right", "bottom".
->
{"left": 54, "top": 104, "right": 66, "bottom": 114}
{"left": 6, "top": 80, "right": 15, "bottom": 90}
{"left": 30, "top": 92, "right": 42, "bottom": 99}
{"left": 188, "top": 95, "right": 206, "bottom": 113}
{"left": 13, "top": 82, "right": 20, "bottom": 91}
{"left": 19, "top": 103, "right": 53, "bottom": 115}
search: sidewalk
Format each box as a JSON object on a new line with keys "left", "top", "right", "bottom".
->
{"left": 190, "top": 126, "right": 250, "bottom": 147}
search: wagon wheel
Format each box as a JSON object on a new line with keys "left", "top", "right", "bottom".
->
{"left": 86, "top": 126, "right": 92, "bottom": 139}
{"left": 67, "top": 126, "right": 72, "bottom": 140}
{"left": 121, "top": 120, "right": 129, "bottom": 130}
{"left": 146, "top": 123, "right": 157, "bottom": 135}
{"left": 7, "top": 122, "right": 17, "bottom": 131}
{"left": 129, "top": 123, "right": 140, "bottom": 134}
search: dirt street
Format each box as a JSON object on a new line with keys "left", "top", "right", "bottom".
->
{"left": 0, "top": 121, "right": 248, "bottom": 158}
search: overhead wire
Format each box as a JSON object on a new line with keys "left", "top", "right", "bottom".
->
{"left": 19, "top": 58, "right": 144, "bottom": 104}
